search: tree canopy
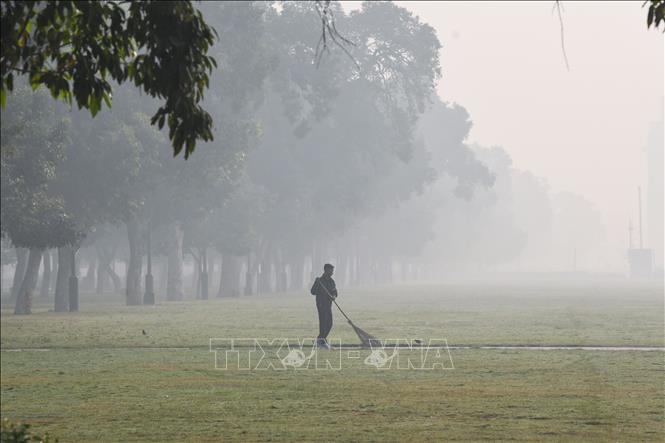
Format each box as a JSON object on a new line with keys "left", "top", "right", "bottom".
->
{"left": 1, "top": 0, "right": 216, "bottom": 158}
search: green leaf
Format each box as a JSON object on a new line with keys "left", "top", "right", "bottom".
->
{"left": 30, "top": 74, "right": 42, "bottom": 91}
{"left": 88, "top": 95, "right": 100, "bottom": 117}
{"left": 102, "top": 92, "right": 112, "bottom": 109}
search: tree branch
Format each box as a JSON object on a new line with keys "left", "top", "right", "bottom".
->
{"left": 555, "top": 1, "right": 570, "bottom": 71}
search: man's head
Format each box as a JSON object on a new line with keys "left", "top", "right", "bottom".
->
{"left": 323, "top": 263, "right": 334, "bottom": 277}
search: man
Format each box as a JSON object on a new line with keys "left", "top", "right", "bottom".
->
{"left": 310, "top": 263, "right": 337, "bottom": 349}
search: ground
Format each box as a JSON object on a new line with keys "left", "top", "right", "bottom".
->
{"left": 1, "top": 282, "right": 663, "bottom": 442}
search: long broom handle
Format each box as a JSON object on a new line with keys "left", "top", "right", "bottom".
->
{"left": 316, "top": 278, "right": 353, "bottom": 323}
{"left": 332, "top": 298, "right": 353, "bottom": 324}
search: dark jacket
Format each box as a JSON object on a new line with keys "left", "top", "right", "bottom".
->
{"left": 310, "top": 275, "right": 337, "bottom": 299}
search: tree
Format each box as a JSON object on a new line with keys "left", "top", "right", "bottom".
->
{"left": 149, "top": 1, "right": 270, "bottom": 301}
{"left": 0, "top": 238, "right": 22, "bottom": 298}
{"left": 418, "top": 100, "right": 494, "bottom": 201}
{"left": 2, "top": 0, "right": 545, "bottom": 303}
{"left": 347, "top": 98, "right": 494, "bottom": 284}
{"left": 236, "top": 1, "right": 445, "bottom": 291}
{"left": 416, "top": 144, "right": 524, "bottom": 275}
{"left": 1, "top": 87, "right": 81, "bottom": 314}
{"left": 48, "top": 94, "right": 154, "bottom": 307}
{"left": 509, "top": 170, "right": 553, "bottom": 270}
{"left": 0, "top": 1, "right": 355, "bottom": 159}
{"left": 206, "top": 174, "right": 267, "bottom": 296}
{"left": 1, "top": 0, "right": 216, "bottom": 158}
{"left": 30, "top": 1, "right": 271, "bottom": 306}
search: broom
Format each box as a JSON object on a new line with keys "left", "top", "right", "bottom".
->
{"left": 315, "top": 278, "right": 381, "bottom": 348}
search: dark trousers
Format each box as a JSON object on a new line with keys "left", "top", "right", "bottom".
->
{"left": 316, "top": 294, "right": 333, "bottom": 340}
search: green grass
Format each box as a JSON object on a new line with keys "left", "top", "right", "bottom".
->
{"left": 1, "top": 283, "right": 663, "bottom": 442}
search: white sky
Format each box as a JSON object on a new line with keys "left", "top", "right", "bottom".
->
{"left": 343, "top": 1, "right": 664, "bottom": 269}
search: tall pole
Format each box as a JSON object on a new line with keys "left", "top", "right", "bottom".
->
{"left": 244, "top": 254, "right": 252, "bottom": 296}
{"left": 628, "top": 219, "right": 634, "bottom": 249}
{"left": 638, "top": 186, "right": 643, "bottom": 249}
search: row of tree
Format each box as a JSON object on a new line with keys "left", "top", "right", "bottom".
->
{"left": 1, "top": 2, "right": 494, "bottom": 314}
{"left": 1, "top": 2, "right": 607, "bottom": 314}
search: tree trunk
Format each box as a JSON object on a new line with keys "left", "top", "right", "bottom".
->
{"left": 351, "top": 235, "right": 361, "bottom": 286}
{"left": 244, "top": 254, "right": 255, "bottom": 296}
{"left": 126, "top": 220, "right": 143, "bottom": 305}
{"left": 218, "top": 253, "right": 241, "bottom": 297}
{"left": 10, "top": 248, "right": 28, "bottom": 302}
{"left": 95, "top": 244, "right": 120, "bottom": 295}
{"left": 192, "top": 251, "right": 202, "bottom": 299}
{"left": 355, "top": 254, "right": 364, "bottom": 285}
{"left": 276, "top": 262, "right": 287, "bottom": 293}
{"left": 257, "top": 260, "right": 270, "bottom": 295}
{"left": 337, "top": 254, "right": 348, "bottom": 287}
{"left": 82, "top": 251, "right": 96, "bottom": 292}
{"left": 50, "top": 250, "right": 58, "bottom": 293}
{"left": 95, "top": 256, "right": 105, "bottom": 294}
{"left": 218, "top": 255, "right": 224, "bottom": 297}
{"left": 166, "top": 221, "right": 184, "bottom": 301}
{"left": 109, "top": 259, "right": 122, "bottom": 293}
{"left": 14, "top": 248, "right": 43, "bottom": 315}
{"left": 351, "top": 254, "right": 358, "bottom": 285}
{"left": 310, "top": 242, "right": 322, "bottom": 282}
{"left": 359, "top": 249, "right": 375, "bottom": 285}
{"left": 214, "top": 253, "right": 222, "bottom": 294}
{"left": 288, "top": 255, "right": 304, "bottom": 291}
{"left": 158, "top": 258, "right": 168, "bottom": 295}
{"left": 54, "top": 246, "right": 71, "bottom": 312}
{"left": 39, "top": 250, "right": 52, "bottom": 299}
{"left": 69, "top": 247, "right": 80, "bottom": 312}
{"left": 274, "top": 249, "right": 286, "bottom": 293}
{"left": 95, "top": 245, "right": 109, "bottom": 294}
{"left": 200, "top": 247, "right": 209, "bottom": 300}
{"left": 386, "top": 259, "right": 393, "bottom": 284}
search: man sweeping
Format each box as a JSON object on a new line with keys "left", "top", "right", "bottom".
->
{"left": 311, "top": 263, "right": 337, "bottom": 349}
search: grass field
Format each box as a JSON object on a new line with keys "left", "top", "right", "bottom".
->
{"left": 1, "top": 282, "right": 663, "bottom": 442}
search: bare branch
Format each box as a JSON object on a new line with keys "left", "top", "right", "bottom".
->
{"left": 313, "top": 0, "right": 359, "bottom": 70}
{"left": 555, "top": 0, "right": 570, "bottom": 71}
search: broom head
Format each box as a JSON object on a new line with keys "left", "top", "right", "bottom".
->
{"left": 349, "top": 320, "right": 381, "bottom": 348}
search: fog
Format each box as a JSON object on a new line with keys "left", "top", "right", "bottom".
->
{"left": 1, "top": 1, "right": 663, "bottom": 309}
{"left": 390, "top": 1, "right": 664, "bottom": 272}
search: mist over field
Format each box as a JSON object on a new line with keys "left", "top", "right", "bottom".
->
{"left": 0, "top": 1, "right": 663, "bottom": 442}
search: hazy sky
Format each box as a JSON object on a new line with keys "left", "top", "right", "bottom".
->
{"left": 344, "top": 1, "right": 663, "bottom": 269}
